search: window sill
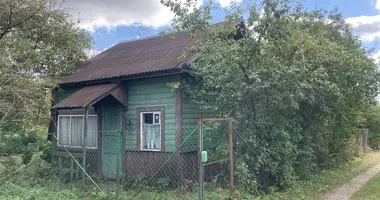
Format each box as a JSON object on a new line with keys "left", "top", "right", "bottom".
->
{"left": 139, "top": 149, "right": 162, "bottom": 152}
{"left": 56, "top": 146, "right": 98, "bottom": 153}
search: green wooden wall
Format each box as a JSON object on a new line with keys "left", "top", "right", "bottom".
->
{"left": 56, "top": 87, "right": 81, "bottom": 102}
{"left": 125, "top": 75, "right": 177, "bottom": 152}
{"left": 181, "top": 80, "right": 218, "bottom": 151}
{"left": 55, "top": 86, "right": 96, "bottom": 113}
{"left": 181, "top": 90, "right": 202, "bottom": 151}
{"left": 55, "top": 75, "right": 214, "bottom": 153}
{"left": 182, "top": 93, "right": 201, "bottom": 128}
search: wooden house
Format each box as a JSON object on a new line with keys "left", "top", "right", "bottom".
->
{"left": 51, "top": 19, "right": 245, "bottom": 179}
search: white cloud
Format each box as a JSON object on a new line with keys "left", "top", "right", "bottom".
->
{"left": 215, "top": 0, "right": 242, "bottom": 8}
{"left": 376, "top": 0, "right": 380, "bottom": 9}
{"left": 86, "top": 48, "right": 106, "bottom": 58}
{"left": 346, "top": 15, "right": 380, "bottom": 42}
{"left": 371, "top": 49, "right": 380, "bottom": 62}
{"left": 64, "top": 0, "right": 202, "bottom": 32}
{"left": 344, "top": 1, "right": 380, "bottom": 42}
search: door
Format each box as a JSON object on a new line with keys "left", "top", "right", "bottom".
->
{"left": 101, "top": 102, "right": 122, "bottom": 179}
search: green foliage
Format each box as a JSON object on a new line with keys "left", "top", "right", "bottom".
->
{"left": 1, "top": 152, "right": 379, "bottom": 200}
{"left": 123, "top": 174, "right": 149, "bottom": 190}
{"left": 0, "top": 132, "right": 51, "bottom": 163}
{"left": 163, "top": 0, "right": 379, "bottom": 192}
{"left": 0, "top": 0, "right": 92, "bottom": 131}
{"left": 0, "top": 155, "right": 23, "bottom": 177}
{"left": 235, "top": 162, "right": 260, "bottom": 194}
{"left": 156, "top": 177, "right": 171, "bottom": 189}
{"left": 358, "top": 104, "right": 380, "bottom": 148}
{"left": 123, "top": 174, "right": 174, "bottom": 191}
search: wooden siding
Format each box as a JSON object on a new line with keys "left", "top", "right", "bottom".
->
{"left": 55, "top": 86, "right": 96, "bottom": 113}
{"left": 56, "top": 87, "right": 81, "bottom": 102}
{"left": 181, "top": 78, "right": 218, "bottom": 151}
{"left": 182, "top": 94, "right": 201, "bottom": 127}
{"left": 125, "top": 75, "right": 177, "bottom": 152}
{"left": 181, "top": 91, "right": 201, "bottom": 152}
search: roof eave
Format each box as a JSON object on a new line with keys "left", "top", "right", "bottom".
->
{"left": 58, "top": 68, "right": 184, "bottom": 87}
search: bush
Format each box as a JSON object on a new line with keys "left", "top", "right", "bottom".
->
{"left": 0, "top": 131, "right": 51, "bottom": 164}
{"left": 359, "top": 105, "right": 380, "bottom": 149}
{"left": 170, "top": 0, "right": 379, "bottom": 192}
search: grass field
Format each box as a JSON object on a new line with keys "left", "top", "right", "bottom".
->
{"left": 351, "top": 172, "right": 380, "bottom": 200}
{"left": 1, "top": 152, "right": 380, "bottom": 200}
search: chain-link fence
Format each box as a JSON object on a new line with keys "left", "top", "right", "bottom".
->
{"left": 52, "top": 126, "right": 201, "bottom": 199}
{"left": 199, "top": 118, "right": 233, "bottom": 199}
{"left": 0, "top": 118, "right": 259, "bottom": 199}
{"left": 52, "top": 130, "right": 121, "bottom": 192}
{"left": 50, "top": 119, "right": 261, "bottom": 199}
{"left": 356, "top": 128, "right": 369, "bottom": 152}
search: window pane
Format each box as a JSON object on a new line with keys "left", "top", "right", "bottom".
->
{"left": 141, "top": 125, "right": 147, "bottom": 149}
{"left": 59, "top": 116, "right": 70, "bottom": 146}
{"left": 71, "top": 116, "right": 83, "bottom": 147}
{"left": 142, "top": 124, "right": 160, "bottom": 150}
{"left": 154, "top": 114, "right": 159, "bottom": 124}
{"left": 87, "top": 116, "right": 98, "bottom": 148}
{"left": 143, "top": 113, "right": 153, "bottom": 124}
{"left": 153, "top": 124, "right": 160, "bottom": 149}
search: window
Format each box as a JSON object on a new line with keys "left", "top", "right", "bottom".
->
{"left": 57, "top": 115, "right": 98, "bottom": 148}
{"left": 140, "top": 112, "right": 161, "bottom": 151}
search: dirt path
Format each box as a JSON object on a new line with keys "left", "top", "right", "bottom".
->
{"left": 323, "top": 155, "right": 380, "bottom": 200}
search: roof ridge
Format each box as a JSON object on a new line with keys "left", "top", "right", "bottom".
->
{"left": 117, "top": 30, "right": 188, "bottom": 44}
{"left": 117, "top": 34, "right": 162, "bottom": 44}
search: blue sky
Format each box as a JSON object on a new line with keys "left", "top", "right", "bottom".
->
{"left": 64, "top": 0, "right": 380, "bottom": 58}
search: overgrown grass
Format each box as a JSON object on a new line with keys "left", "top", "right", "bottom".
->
{"left": 260, "top": 151, "right": 380, "bottom": 200}
{"left": 351, "top": 172, "right": 380, "bottom": 200}
{"left": 0, "top": 180, "right": 237, "bottom": 200}
{"left": 1, "top": 152, "right": 379, "bottom": 200}
{"left": 0, "top": 155, "right": 22, "bottom": 176}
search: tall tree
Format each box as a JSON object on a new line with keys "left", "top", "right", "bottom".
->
{"left": 0, "top": 0, "right": 91, "bottom": 131}
{"left": 162, "top": 0, "right": 379, "bottom": 192}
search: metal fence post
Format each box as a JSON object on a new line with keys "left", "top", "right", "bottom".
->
{"left": 82, "top": 107, "right": 89, "bottom": 184}
{"left": 198, "top": 118, "right": 204, "bottom": 200}
{"left": 116, "top": 130, "right": 121, "bottom": 199}
{"left": 363, "top": 130, "right": 368, "bottom": 152}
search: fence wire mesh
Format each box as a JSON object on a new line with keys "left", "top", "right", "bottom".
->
{"left": 0, "top": 118, "right": 260, "bottom": 199}
{"left": 127, "top": 126, "right": 199, "bottom": 198}
{"left": 52, "top": 126, "right": 201, "bottom": 199}
{"left": 200, "top": 119, "right": 232, "bottom": 199}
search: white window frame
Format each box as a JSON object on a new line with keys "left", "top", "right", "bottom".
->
{"left": 57, "top": 114, "right": 98, "bottom": 149}
{"left": 140, "top": 111, "right": 161, "bottom": 151}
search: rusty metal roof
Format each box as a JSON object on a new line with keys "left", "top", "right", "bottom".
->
{"left": 60, "top": 32, "right": 199, "bottom": 84}
{"left": 53, "top": 83, "right": 127, "bottom": 109}
{"left": 60, "top": 18, "right": 245, "bottom": 85}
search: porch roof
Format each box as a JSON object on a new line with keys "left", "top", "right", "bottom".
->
{"left": 52, "top": 83, "right": 127, "bottom": 109}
